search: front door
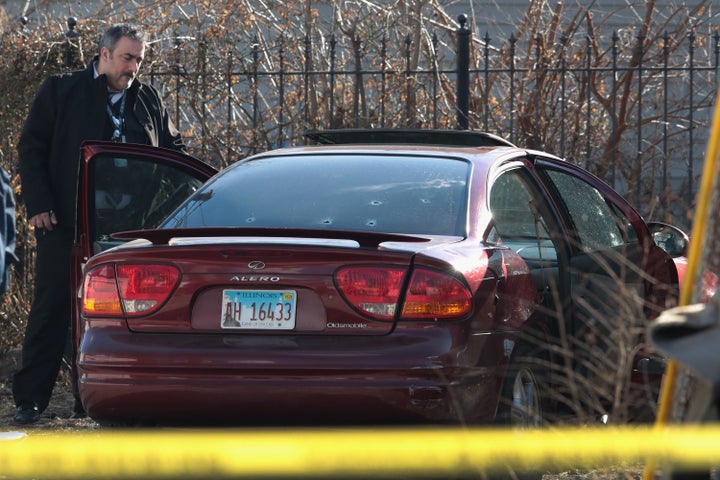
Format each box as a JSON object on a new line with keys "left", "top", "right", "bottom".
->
{"left": 535, "top": 158, "right": 677, "bottom": 420}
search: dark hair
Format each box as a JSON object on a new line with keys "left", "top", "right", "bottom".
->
{"left": 98, "top": 24, "right": 147, "bottom": 54}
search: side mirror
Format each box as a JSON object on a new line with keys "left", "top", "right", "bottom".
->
{"left": 648, "top": 221, "right": 689, "bottom": 258}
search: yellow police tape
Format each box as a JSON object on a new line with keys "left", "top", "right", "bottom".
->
{"left": 1, "top": 425, "right": 719, "bottom": 478}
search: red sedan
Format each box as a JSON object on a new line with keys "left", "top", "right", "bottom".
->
{"left": 71, "top": 130, "right": 686, "bottom": 426}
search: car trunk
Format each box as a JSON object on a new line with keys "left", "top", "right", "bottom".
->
{"left": 117, "top": 235, "right": 423, "bottom": 336}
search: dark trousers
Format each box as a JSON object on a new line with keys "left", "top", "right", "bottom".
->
{"left": 13, "top": 227, "right": 73, "bottom": 412}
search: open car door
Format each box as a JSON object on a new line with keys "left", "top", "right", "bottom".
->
{"left": 534, "top": 158, "right": 678, "bottom": 420}
{"left": 74, "top": 141, "right": 218, "bottom": 260}
{"left": 70, "top": 141, "right": 217, "bottom": 391}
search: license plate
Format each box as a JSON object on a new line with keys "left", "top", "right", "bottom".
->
{"left": 220, "top": 289, "right": 297, "bottom": 330}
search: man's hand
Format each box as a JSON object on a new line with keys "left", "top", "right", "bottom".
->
{"left": 29, "top": 210, "right": 57, "bottom": 231}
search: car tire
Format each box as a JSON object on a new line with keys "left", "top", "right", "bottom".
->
{"left": 496, "top": 340, "right": 546, "bottom": 428}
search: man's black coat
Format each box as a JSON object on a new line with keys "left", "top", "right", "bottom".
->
{"left": 17, "top": 58, "right": 185, "bottom": 229}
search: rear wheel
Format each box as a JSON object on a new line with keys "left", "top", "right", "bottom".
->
{"left": 496, "top": 341, "right": 546, "bottom": 428}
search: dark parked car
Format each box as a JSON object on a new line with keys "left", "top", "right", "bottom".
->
{"left": 71, "top": 130, "right": 688, "bottom": 426}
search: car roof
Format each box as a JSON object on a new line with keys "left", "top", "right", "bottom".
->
{"left": 241, "top": 129, "right": 534, "bottom": 180}
{"left": 303, "top": 128, "right": 516, "bottom": 148}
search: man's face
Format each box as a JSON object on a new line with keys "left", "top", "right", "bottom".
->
{"left": 98, "top": 36, "right": 145, "bottom": 92}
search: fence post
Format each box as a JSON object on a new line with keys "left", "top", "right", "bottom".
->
{"left": 226, "top": 47, "right": 233, "bottom": 161}
{"left": 456, "top": 14, "right": 470, "bottom": 130}
{"left": 277, "top": 36, "right": 285, "bottom": 147}
{"left": 688, "top": 30, "right": 696, "bottom": 206}
{"left": 635, "top": 27, "right": 644, "bottom": 202}
{"left": 585, "top": 34, "right": 592, "bottom": 169}
{"left": 559, "top": 33, "right": 567, "bottom": 158}
{"left": 353, "top": 36, "right": 362, "bottom": 128}
{"left": 432, "top": 33, "right": 438, "bottom": 129}
{"left": 380, "top": 36, "right": 387, "bottom": 128}
{"left": 662, "top": 31, "right": 669, "bottom": 200}
{"left": 610, "top": 30, "right": 618, "bottom": 189}
{"left": 64, "top": 16, "right": 79, "bottom": 68}
{"left": 483, "top": 32, "right": 490, "bottom": 131}
{"left": 509, "top": 32, "right": 517, "bottom": 144}
{"left": 329, "top": 34, "right": 337, "bottom": 129}
{"left": 404, "top": 35, "right": 412, "bottom": 125}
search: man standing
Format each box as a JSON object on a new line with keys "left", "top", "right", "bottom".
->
{"left": 13, "top": 23, "right": 185, "bottom": 424}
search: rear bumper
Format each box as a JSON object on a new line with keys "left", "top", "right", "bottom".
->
{"left": 77, "top": 322, "right": 515, "bottom": 426}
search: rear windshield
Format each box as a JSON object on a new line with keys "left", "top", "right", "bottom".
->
{"left": 162, "top": 154, "right": 469, "bottom": 236}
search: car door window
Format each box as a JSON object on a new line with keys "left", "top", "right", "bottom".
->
{"left": 489, "top": 168, "right": 564, "bottom": 312}
{"left": 92, "top": 155, "right": 205, "bottom": 251}
{"left": 489, "top": 169, "right": 557, "bottom": 262}
{"left": 543, "top": 169, "right": 632, "bottom": 251}
{"left": 541, "top": 166, "right": 644, "bottom": 296}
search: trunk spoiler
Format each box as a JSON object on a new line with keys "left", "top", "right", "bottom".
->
{"left": 111, "top": 227, "right": 431, "bottom": 249}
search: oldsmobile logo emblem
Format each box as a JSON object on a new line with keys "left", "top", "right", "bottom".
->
{"left": 247, "top": 260, "right": 266, "bottom": 270}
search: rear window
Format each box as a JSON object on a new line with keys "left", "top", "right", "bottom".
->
{"left": 162, "top": 154, "right": 469, "bottom": 236}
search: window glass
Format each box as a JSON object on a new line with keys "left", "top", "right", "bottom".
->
{"left": 609, "top": 202, "right": 638, "bottom": 243}
{"left": 544, "top": 169, "right": 627, "bottom": 251}
{"left": 92, "top": 155, "right": 204, "bottom": 247}
{"left": 489, "top": 169, "right": 557, "bottom": 262}
{"left": 163, "top": 154, "right": 470, "bottom": 236}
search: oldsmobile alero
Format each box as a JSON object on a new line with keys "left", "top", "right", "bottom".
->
{"left": 70, "top": 129, "right": 692, "bottom": 426}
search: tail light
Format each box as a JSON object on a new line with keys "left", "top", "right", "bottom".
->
{"left": 401, "top": 269, "right": 472, "bottom": 319}
{"left": 82, "top": 263, "right": 180, "bottom": 317}
{"left": 81, "top": 265, "right": 121, "bottom": 315}
{"left": 335, "top": 267, "right": 405, "bottom": 319}
{"left": 335, "top": 266, "right": 472, "bottom": 320}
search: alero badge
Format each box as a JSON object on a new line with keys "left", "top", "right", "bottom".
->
{"left": 247, "top": 260, "right": 266, "bottom": 270}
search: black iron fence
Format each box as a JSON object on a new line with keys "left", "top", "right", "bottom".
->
{"left": 55, "top": 15, "right": 720, "bottom": 227}
{"left": 0, "top": 11, "right": 717, "bottom": 333}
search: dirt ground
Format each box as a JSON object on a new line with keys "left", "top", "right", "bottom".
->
{"left": 0, "top": 349, "right": 99, "bottom": 431}
{"left": 0, "top": 378, "right": 99, "bottom": 431}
